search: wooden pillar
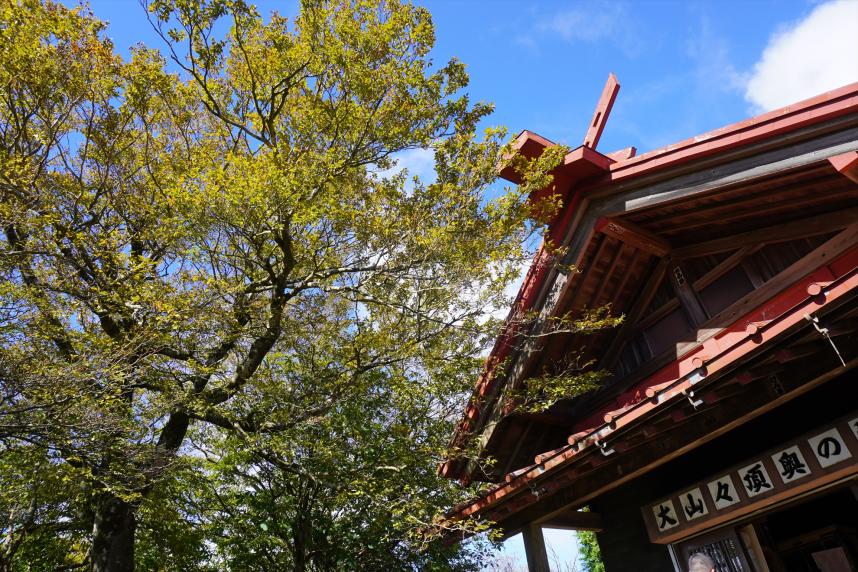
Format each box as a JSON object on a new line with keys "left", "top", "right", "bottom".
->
{"left": 522, "top": 522, "right": 551, "bottom": 572}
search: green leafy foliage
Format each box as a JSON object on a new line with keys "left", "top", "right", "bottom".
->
{"left": 499, "top": 306, "right": 622, "bottom": 415}
{"left": 0, "top": 0, "right": 572, "bottom": 569}
{"left": 578, "top": 530, "right": 606, "bottom": 572}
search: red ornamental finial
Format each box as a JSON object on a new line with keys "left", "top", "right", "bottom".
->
{"left": 583, "top": 73, "right": 620, "bottom": 150}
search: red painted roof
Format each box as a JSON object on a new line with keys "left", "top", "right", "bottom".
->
{"left": 443, "top": 81, "right": 858, "bottom": 482}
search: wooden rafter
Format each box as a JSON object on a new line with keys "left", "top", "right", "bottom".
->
{"left": 595, "top": 217, "right": 670, "bottom": 257}
{"left": 538, "top": 509, "right": 603, "bottom": 531}
{"left": 599, "top": 258, "right": 669, "bottom": 369}
{"left": 672, "top": 207, "right": 858, "bottom": 258}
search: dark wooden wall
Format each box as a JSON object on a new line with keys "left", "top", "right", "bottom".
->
{"left": 588, "top": 367, "right": 857, "bottom": 572}
{"left": 591, "top": 475, "right": 675, "bottom": 572}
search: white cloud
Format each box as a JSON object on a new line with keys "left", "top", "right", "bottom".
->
{"left": 515, "top": 2, "right": 641, "bottom": 56}
{"left": 686, "top": 16, "right": 747, "bottom": 95}
{"left": 377, "top": 147, "right": 436, "bottom": 184}
{"left": 543, "top": 4, "right": 623, "bottom": 43}
{"left": 745, "top": 0, "right": 858, "bottom": 112}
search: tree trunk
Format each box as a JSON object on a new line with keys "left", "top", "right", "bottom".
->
{"left": 90, "top": 493, "right": 135, "bottom": 572}
{"left": 293, "top": 523, "right": 307, "bottom": 572}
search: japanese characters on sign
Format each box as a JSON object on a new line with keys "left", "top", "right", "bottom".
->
{"left": 770, "top": 445, "right": 809, "bottom": 484}
{"left": 706, "top": 475, "right": 739, "bottom": 510}
{"left": 738, "top": 461, "right": 772, "bottom": 498}
{"left": 643, "top": 414, "right": 858, "bottom": 541}
{"left": 808, "top": 428, "right": 852, "bottom": 468}
{"left": 652, "top": 500, "right": 679, "bottom": 531}
{"left": 678, "top": 488, "right": 708, "bottom": 521}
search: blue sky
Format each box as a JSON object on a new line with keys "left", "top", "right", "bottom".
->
{"left": 426, "top": 0, "right": 858, "bottom": 150}
{"left": 87, "top": 0, "right": 858, "bottom": 182}
{"left": 88, "top": 0, "right": 858, "bottom": 156}
{"left": 76, "top": 0, "right": 858, "bottom": 569}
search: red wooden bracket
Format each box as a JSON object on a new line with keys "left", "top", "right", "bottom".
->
{"left": 607, "top": 146, "right": 637, "bottom": 162}
{"left": 828, "top": 150, "right": 858, "bottom": 184}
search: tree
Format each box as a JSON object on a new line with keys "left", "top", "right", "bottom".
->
{"left": 577, "top": 531, "right": 605, "bottom": 572}
{"left": 0, "top": 0, "right": 563, "bottom": 569}
{"left": 187, "top": 370, "right": 495, "bottom": 571}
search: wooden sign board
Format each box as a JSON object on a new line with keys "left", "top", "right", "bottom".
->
{"left": 641, "top": 412, "right": 858, "bottom": 544}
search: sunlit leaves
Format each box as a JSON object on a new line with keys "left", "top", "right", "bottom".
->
{"left": 0, "top": 0, "right": 570, "bottom": 568}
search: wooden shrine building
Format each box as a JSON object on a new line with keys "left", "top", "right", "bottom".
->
{"left": 441, "top": 78, "right": 858, "bottom": 572}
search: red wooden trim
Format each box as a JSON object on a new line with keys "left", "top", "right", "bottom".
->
{"left": 606, "top": 146, "right": 637, "bottom": 162}
{"left": 604, "top": 84, "right": 858, "bottom": 181}
{"left": 829, "top": 150, "right": 858, "bottom": 184}
{"left": 514, "top": 130, "right": 556, "bottom": 152}
{"left": 562, "top": 145, "right": 615, "bottom": 171}
{"left": 583, "top": 73, "right": 620, "bottom": 149}
{"left": 442, "top": 201, "right": 594, "bottom": 477}
{"left": 503, "top": 83, "right": 858, "bottom": 188}
{"left": 497, "top": 131, "right": 557, "bottom": 184}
